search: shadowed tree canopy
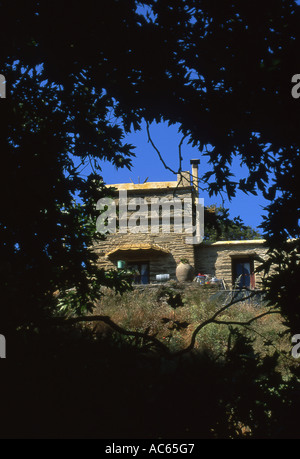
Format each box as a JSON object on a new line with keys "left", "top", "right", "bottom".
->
{"left": 1, "top": 0, "right": 300, "bottom": 330}
{"left": 204, "top": 205, "right": 262, "bottom": 242}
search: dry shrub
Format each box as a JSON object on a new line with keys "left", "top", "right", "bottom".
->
{"left": 89, "top": 283, "right": 294, "bottom": 374}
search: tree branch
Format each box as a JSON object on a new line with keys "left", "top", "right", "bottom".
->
{"left": 212, "top": 310, "right": 280, "bottom": 327}
{"left": 173, "top": 290, "right": 268, "bottom": 356}
{"left": 146, "top": 120, "right": 208, "bottom": 195}
{"left": 50, "top": 290, "right": 279, "bottom": 358}
{"left": 146, "top": 120, "right": 177, "bottom": 175}
{"left": 52, "top": 314, "right": 171, "bottom": 355}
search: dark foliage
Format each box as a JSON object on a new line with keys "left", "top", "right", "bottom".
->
{"left": 0, "top": 326, "right": 299, "bottom": 439}
{"left": 204, "top": 205, "right": 262, "bottom": 241}
{"left": 1, "top": 0, "right": 300, "bottom": 439}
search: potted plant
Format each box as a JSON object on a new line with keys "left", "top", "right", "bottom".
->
{"left": 176, "top": 258, "right": 194, "bottom": 282}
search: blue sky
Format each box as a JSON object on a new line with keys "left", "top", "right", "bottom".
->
{"left": 99, "top": 120, "right": 271, "bottom": 233}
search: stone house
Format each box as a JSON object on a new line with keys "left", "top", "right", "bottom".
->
{"left": 94, "top": 160, "right": 268, "bottom": 289}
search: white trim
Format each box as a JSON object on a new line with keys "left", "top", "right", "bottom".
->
{"left": 203, "top": 239, "right": 266, "bottom": 246}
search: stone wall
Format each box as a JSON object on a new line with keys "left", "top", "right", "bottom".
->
{"left": 93, "top": 232, "right": 195, "bottom": 282}
{"left": 93, "top": 183, "right": 197, "bottom": 282}
{"left": 94, "top": 180, "right": 269, "bottom": 288}
{"left": 95, "top": 237, "right": 269, "bottom": 287}
{"left": 114, "top": 187, "right": 196, "bottom": 231}
{"left": 194, "top": 240, "right": 269, "bottom": 288}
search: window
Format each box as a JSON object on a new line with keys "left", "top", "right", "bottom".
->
{"left": 127, "top": 262, "right": 149, "bottom": 284}
{"left": 232, "top": 257, "right": 255, "bottom": 289}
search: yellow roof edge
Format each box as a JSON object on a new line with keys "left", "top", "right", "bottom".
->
{"left": 106, "top": 243, "right": 170, "bottom": 258}
{"left": 105, "top": 181, "right": 191, "bottom": 191}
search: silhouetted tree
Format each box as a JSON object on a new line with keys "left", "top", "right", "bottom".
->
{"left": 204, "top": 205, "right": 262, "bottom": 241}
{"left": 1, "top": 8, "right": 300, "bottom": 443}
{"left": 1, "top": 0, "right": 299, "bottom": 331}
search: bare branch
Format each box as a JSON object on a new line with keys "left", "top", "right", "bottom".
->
{"left": 50, "top": 290, "right": 279, "bottom": 359}
{"left": 146, "top": 121, "right": 177, "bottom": 175}
{"left": 212, "top": 310, "right": 280, "bottom": 327}
{"left": 178, "top": 134, "right": 187, "bottom": 174}
{"left": 52, "top": 314, "right": 171, "bottom": 355}
{"left": 173, "top": 290, "right": 261, "bottom": 356}
{"left": 146, "top": 120, "right": 208, "bottom": 196}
